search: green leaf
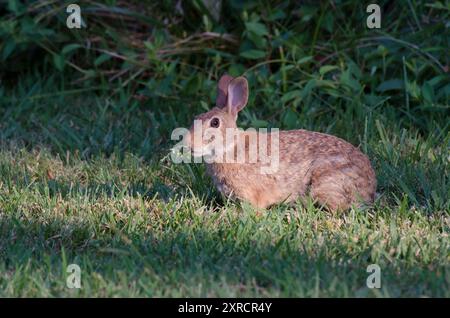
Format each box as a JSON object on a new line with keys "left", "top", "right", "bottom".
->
{"left": 251, "top": 119, "right": 269, "bottom": 128}
{"left": 200, "top": 101, "right": 209, "bottom": 111}
{"left": 319, "top": 65, "right": 339, "bottom": 76}
{"left": 301, "top": 79, "right": 317, "bottom": 98}
{"left": 281, "top": 89, "right": 302, "bottom": 103}
{"left": 53, "top": 54, "right": 65, "bottom": 71}
{"left": 1, "top": 38, "right": 16, "bottom": 61}
{"left": 245, "top": 22, "right": 269, "bottom": 37}
{"left": 316, "top": 80, "right": 337, "bottom": 88}
{"left": 283, "top": 108, "right": 298, "bottom": 129}
{"left": 322, "top": 11, "right": 334, "bottom": 33}
{"left": 7, "top": 0, "right": 24, "bottom": 14}
{"left": 296, "top": 56, "right": 313, "bottom": 65}
{"left": 376, "top": 79, "right": 404, "bottom": 92}
{"left": 94, "top": 53, "right": 112, "bottom": 66}
{"left": 406, "top": 81, "right": 420, "bottom": 100}
{"left": 240, "top": 50, "right": 266, "bottom": 60}
{"left": 340, "top": 70, "right": 361, "bottom": 92}
{"left": 421, "top": 82, "right": 435, "bottom": 102}
{"left": 62, "top": 44, "right": 82, "bottom": 55}
{"left": 247, "top": 32, "right": 267, "bottom": 49}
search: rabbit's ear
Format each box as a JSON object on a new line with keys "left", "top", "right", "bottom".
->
{"left": 216, "top": 74, "right": 234, "bottom": 108}
{"left": 227, "top": 77, "right": 248, "bottom": 116}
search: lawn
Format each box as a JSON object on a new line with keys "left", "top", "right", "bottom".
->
{"left": 0, "top": 0, "right": 448, "bottom": 297}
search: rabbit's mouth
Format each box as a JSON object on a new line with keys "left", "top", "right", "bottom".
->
{"left": 191, "top": 149, "right": 204, "bottom": 157}
{"left": 191, "top": 147, "right": 212, "bottom": 157}
{"left": 192, "top": 144, "right": 221, "bottom": 158}
{"left": 190, "top": 135, "right": 217, "bottom": 157}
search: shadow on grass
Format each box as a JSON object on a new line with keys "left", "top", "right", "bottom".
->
{"left": 0, "top": 214, "right": 447, "bottom": 297}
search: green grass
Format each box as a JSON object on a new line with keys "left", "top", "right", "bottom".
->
{"left": 0, "top": 140, "right": 448, "bottom": 297}
{"left": 0, "top": 0, "right": 449, "bottom": 297}
{"left": 0, "top": 86, "right": 448, "bottom": 297}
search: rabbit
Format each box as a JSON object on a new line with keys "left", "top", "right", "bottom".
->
{"left": 184, "top": 74, "right": 377, "bottom": 212}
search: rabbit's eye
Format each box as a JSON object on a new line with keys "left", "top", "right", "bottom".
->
{"left": 210, "top": 118, "right": 220, "bottom": 128}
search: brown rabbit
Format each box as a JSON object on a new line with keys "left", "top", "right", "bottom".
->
{"left": 184, "top": 74, "right": 377, "bottom": 212}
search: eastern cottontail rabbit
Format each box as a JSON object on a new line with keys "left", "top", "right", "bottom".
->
{"left": 185, "top": 74, "right": 377, "bottom": 212}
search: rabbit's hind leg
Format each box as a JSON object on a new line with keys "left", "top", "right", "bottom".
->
{"left": 309, "top": 170, "right": 354, "bottom": 212}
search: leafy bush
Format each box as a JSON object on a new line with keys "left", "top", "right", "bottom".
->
{"left": 1, "top": 1, "right": 448, "bottom": 134}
